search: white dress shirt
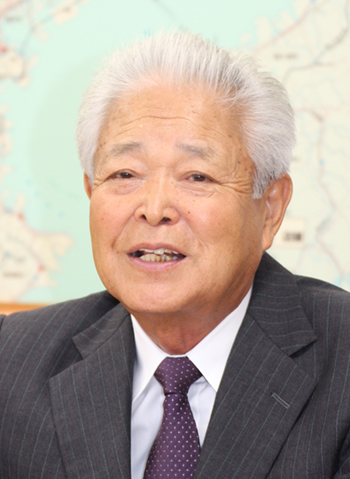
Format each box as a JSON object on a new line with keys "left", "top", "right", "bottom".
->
{"left": 130, "top": 288, "right": 252, "bottom": 479}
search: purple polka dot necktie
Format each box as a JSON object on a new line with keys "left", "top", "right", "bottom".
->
{"left": 143, "top": 356, "right": 202, "bottom": 479}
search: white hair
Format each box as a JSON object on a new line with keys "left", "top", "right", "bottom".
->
{"left": 77, "top": 31, "right": 295, "bottom": 198}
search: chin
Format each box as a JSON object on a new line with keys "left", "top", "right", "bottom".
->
{"left": 115, "top": 287, "right": 190, "bottom": 316}
{"left": 124, "top": 298, "right": 183, "bottom": 316}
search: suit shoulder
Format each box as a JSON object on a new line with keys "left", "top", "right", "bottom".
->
{"left": 256, "top": 254, "right": 350, "bottom": 336}
{"left": 261, "top": 253, "right": 350, "bottom": 307}
{"left": 294, "top": 275, "right": 350, "bottom": 343}
{"left": 295, "top": 274, "right": 350, "bottom": 306}
{"left": 1, "top": 290, "right": 118, "bottom": 334}
{"left": 0, "top": 291, "right": 119, "bottom": 370}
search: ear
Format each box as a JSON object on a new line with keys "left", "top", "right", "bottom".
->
{"left": 261, "top": 174, "right": 293, "bottom": 251}
{"left": 84, "top": 173, "right": 92, "bottom": 199}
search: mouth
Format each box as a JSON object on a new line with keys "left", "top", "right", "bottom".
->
{"left": 129, "top": 248, "right": 186, "bottom": 263}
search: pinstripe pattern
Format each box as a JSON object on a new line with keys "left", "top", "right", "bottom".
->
{"left": 49, "top": 304, "right": 134, "bottom": 479}
{"left": 1, "top": 253, "right": 350, "bottom": 478}
{"left": 194, "top": 254, "right": 350, "bottom": 479}
{"left": 0, "top": 291, "right": 120, "bottom": 479}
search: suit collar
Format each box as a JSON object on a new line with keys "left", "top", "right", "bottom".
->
{"left": 72, "top": 301, "right": 131, "bottom": 359}
{"left": 248, "top": 252, "right": 317, "bottom": 356}
{"left": 50, "top": 302, "right": 135, "bottom": 479}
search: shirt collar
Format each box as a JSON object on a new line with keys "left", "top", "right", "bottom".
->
{"left": 131, "top": 287, "right": 252, "bottom": 401}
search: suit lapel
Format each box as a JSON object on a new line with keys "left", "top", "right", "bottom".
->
{"left": 49, "top": 254, "right": 318, "bottom": 479}
{"left": 49, "top": 303, "right": 135, "bottom": 479}
{"left": 195, "top": 254, "right": 318, "bottom": 479}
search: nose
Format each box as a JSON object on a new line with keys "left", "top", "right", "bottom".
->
{"left": 134, "top": 174, "right": 180, "bottom": 226}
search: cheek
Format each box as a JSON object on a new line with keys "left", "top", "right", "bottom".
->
{"left": 190, "top": 199, "right": 264, "bottom": 258}
{"left": 187, "top": 200, "right": 241, "bottom": 245}
{"left": 90, "top": 204, "right": 108, "bottom": 240}
{"left": 89, "top": 194, "right": 126, "bottom": 246}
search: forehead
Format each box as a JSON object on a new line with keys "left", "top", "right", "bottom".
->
{"left": 97, "top": 82, "right": 241, "bottom": 152}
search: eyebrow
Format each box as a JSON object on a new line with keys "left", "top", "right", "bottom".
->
{"left": 108, "top": 141, "right": 144, "bottom": 157}
{"left": 106, "top": 140, "right": 215, "bottom": 161}
{"left": 175, "top": 142, "right": 216, "bottom": 161}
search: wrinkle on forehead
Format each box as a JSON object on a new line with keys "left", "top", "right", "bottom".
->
{"left": 105, "top": 82, "right": 234, "bottom": 127}
{"left": 102, "top": 113, "right": 237, "bottom": 143}
{"left": 95, "top": 83, "right": 245, "bottom": 170}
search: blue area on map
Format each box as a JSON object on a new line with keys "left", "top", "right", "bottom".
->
{"left": 3, "top": 0, "right": 297, "bottom": 302}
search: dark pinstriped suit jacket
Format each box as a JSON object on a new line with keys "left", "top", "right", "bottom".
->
{"left": 1, "top": 253, "right": 350, "bottom": 478}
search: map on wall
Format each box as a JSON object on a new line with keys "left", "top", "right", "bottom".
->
{"left": 1, "top": 0, "right": 350, "bottom": 303}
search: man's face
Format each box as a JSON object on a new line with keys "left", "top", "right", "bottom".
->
{"left": 86, "top": 83, "right": 282, "bottom": 322}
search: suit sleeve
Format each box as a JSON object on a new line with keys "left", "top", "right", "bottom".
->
{"left": 0, "top": 315, "right": 5, "bottom": 332}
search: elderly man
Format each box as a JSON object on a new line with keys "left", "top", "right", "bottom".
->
{"left": 1, "top": 31, "right": 350, "bottom": 479}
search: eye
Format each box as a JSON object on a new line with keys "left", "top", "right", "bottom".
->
{"left": 189, "top": 173, "right": 210, "bottom": 182}
{"left": 108, "top": 171, "right": 134, "bottom": 180}
{"left": 119, "top": 172, "right": 133, "bottom": 179}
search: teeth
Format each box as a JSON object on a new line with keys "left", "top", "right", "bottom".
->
{"left": 140, "top": 253, "right": 176, "bottom": 262}
{"left": 142, "top": 248, "right": 179, "bottom": 255}
{"left": 134, "top": 247, "right": 182, "bottom": 262}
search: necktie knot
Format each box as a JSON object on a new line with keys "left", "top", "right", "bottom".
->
{"left": 155, "top": 356, "right": 202, "bottom": 395}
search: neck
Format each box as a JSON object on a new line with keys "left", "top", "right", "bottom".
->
{"left": 130, "top": 304, "right": 241, "bottom": 355}
{"left": 126, "top": 281, "right": 253, "bottom": 354}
